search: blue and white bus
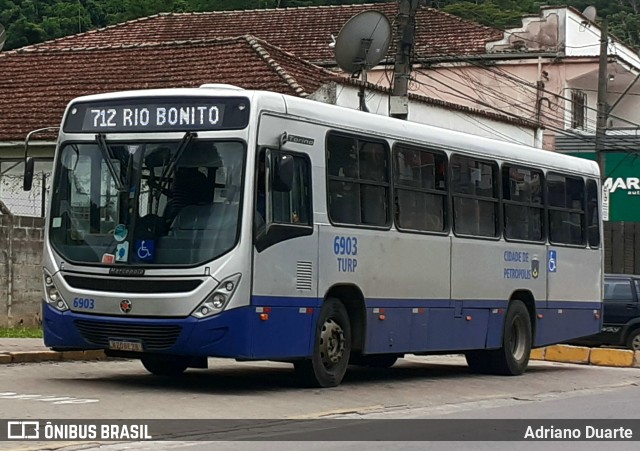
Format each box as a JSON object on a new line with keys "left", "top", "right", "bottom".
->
{"left": 27, "top": 85, "right": 603, "bottom": 387}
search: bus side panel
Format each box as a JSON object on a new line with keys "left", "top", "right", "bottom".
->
{"left": 249, "top": 303, "right": 318, "bottom": 358}
{"left": 318, "top": 227, "right": 451, "bottom": 355}
{"left": 534, "top": 307, "right": 600, "bottom": 347}
{"left": 543, "top": 246, "right": 602, "bottom": 344}
{"left": 424, "top": 308, "right": 489, "bottom": 351}
{"left": 364, "top": 307, "right": 414, "bottom": 353}
{"left": 451, "top": 239, "right": 547, "bottom": 306}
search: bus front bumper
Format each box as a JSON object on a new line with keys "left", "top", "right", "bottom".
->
{"left": 42, "top": 300, "right": 254, "bottom": 359}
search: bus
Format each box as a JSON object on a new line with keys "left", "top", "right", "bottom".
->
{"left": 25, "top": 85, "right": 603, "bottom": 387}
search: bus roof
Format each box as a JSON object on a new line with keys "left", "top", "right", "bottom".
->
{"left": 68, "top": 87, "right": 599, "bottom": 178}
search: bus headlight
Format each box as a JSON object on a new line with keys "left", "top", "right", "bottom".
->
{"left": 43, "top": 270, "right": 69, "bottom": 311}
{"left": 192, "top": 273, "right": 241, "bottom": 318}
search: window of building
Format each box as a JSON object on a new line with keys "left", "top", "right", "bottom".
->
{"left": 393, "top": 144, "right": 447, "bottom": 232}
{"left": 327, "top": 133, "right": 390, "bottom": 227}
{"left": 547, "top": 173, "right": 585, "bottom": 245}
{"left": 571, "top": 90, "right": 587, "bottom": 130}
{"left": 451, "top": 155, "right": 499, "bottom": 237}
{"left": 502, "top": 165, "right": 544, "bottom": 241}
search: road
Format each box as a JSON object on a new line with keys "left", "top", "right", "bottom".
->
{"left": 0, "top": 355, "right": 639, "bottom": 449}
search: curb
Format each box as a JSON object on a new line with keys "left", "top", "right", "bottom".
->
{"left": 1, "top": 346, "right": 638, "bottom": 368}
{"left": 531, "top": 345, "right": 640, "bottom": 368}
{"left": 0, "top": 350, "right": 107, "bottom": 364}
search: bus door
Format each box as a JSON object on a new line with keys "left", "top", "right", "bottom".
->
{"left": 250, "top": 115, "right": 320, "bottom": 359}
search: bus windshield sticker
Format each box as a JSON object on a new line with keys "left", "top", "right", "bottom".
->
{"left": 52, "top": 217, "right": 62, "bottom": 228}
{"left": 135, "top": 240, "right": 155, "bottom": 263}
{"left": 114, "top": 224, "right": 128, "bottom": 242}
{"left": 548, "top": 250, "right": 557, "bottom": 272}
{"left": 334, "top": 236, "right": 358, "bottom": 273}
{"left": 102, "top": 253, "right": 115, "bottom": 264}
{"left": 116, "top": 242, "right": 129, "bottom": 263}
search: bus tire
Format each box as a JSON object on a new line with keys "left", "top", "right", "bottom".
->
{"left": 492, "top": 300, "right": 532, "bottom": 375}
{"left": 141, "top": 355, "right": 189, "bottom": 376}
{"left": 294, "top": 298, "right": 351, "bottom": 388}
{"left": 465, "top": 300, "right": 531, "bottom": 375}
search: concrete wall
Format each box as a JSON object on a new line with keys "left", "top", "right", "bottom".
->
{"left": 0, "top": 213, "right": 44, "bottom": 327}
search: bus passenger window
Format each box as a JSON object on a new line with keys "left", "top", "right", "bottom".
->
{"left": 547, "top": 173, "right": 585, "bottom": 246}
{"left": 502, "top": 166, "right": 544, "bottom": 241}
{"left": 393, "top": 145, "right": 447, "bottom": 232}
{"left": 451, "top": 155, "right": 498, "bottom": 237}
{"left": 326, "top": 132, "right": 390, "bottom": 227}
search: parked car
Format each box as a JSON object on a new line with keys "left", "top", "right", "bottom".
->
{"left": 570, "top": 274, "right": 640, "bottom": 351}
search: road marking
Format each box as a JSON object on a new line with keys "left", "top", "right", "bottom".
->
{"left": 0, "top": 392, "right": 98, "bottom": 404}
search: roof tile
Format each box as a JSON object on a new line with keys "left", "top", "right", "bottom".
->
{"left": 0, "top": 37, "right": 337, "bottom": 141}
{"left": 23, "top": 3, "right": 502, "bottom": 63}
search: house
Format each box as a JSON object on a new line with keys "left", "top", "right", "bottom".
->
{"left": 0, "top": 5, "right": 541, "bottom": 216}
{"left": 27, "top": 3, "right": 637, "bottom": 153}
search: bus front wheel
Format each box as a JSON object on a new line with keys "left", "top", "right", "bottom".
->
{"left": 141, "top": 355, "right": 189, "bottom": 376}
{"left": 295, "top": 298, "right": 351, "bottom": 388}
{"left": 465, "top": 300, "right": 531, "bottom": 376}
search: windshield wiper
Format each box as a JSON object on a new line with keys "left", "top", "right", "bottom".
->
{"left": 159, "top": 131, "right": 197, "bottom": 191}
{"left": 95, "top": 133, "right": 126, "bottom": 192}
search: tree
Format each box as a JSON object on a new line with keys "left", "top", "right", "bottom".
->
{"left": 0, "top": 0, "right": 637, "bottom": 52}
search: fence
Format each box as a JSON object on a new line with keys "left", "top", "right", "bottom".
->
{"left": 0, "top": 213, "right": 45, "bottom": 327}
{"left": 0, "top": 160, "right": 52, "bottom": 217}
{"left": 603, "top": 222, "right": 640, "bottom": 274}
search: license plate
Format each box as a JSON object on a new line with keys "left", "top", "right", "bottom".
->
{"left": 108, "top": 339, "right": 144, "bottom": 352}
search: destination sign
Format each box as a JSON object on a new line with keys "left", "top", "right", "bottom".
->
{"left": 64, "top": 97, "right": 250, "bottom": 133}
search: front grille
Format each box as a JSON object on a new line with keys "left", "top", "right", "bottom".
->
{"left": 75, "top": 320, "right": 182, "bottom": 350}
{"left": 64, "top": 275, "right": 202, "bottom": 293}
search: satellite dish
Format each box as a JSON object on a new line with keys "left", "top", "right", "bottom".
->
{"left": 582, "top": 6, "right": 597, "bottom": 23}
{"left": 0, "top": 24, "right": 5, "bottom": 51}
{"left": 334, "top": 11, "right": 392, "bottom": 74}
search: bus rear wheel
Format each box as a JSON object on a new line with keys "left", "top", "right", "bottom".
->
{"left": 141, "top": 355, "right": 189, "bottom": 376}
{"left": 295, "top": 298, "right": 351, "bottom": 388}
{"left": 465, "top": 300, "right": 532, "bottom": 376}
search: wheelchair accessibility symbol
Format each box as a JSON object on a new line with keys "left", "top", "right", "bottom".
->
{"left": 135, "top": 239, "right": 155, "bottom": 262}
{"left": 548, "top": 250, "right": 557, "bottom": 272}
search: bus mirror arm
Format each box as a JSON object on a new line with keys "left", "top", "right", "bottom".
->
{"left": 23, "top": 127, "right": 59, "bottom": 191}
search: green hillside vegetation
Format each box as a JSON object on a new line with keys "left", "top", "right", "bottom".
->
{"left": 0, "top": 1, "right": 633, "bottom": 51}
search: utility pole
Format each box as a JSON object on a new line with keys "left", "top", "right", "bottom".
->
{"left": 390, "top": 0, "right": 420, "bottom": 120}
{"left": 595, "top": 18, "right": 608, "bottom": 182}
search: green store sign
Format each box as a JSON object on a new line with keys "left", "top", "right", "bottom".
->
{"left": 570, "top": 152, "right": 640, "bottom": 222}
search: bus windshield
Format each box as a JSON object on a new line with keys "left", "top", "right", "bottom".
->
{"left": 49, "top": 138, "right": 245, "bottom": 266}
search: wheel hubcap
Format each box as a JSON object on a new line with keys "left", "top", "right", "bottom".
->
{"left": 509, "top": 317, "right": 527, "bottom": 361}
{"left": 632, "top": 334, "right": 640, "bottom": 351}
{"left": 319, "top": 318, "right": 345, "bottom": 368}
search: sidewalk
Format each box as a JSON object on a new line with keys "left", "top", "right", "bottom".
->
{"left": 0, "top": 338, "right": 106, "bottom": 364}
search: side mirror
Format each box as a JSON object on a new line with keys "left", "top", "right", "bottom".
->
{"left": 23, "top": 157, "right": 35, "bottom": 191}
{"left": 273, "top": 153, "right": 294, "bottom": 192}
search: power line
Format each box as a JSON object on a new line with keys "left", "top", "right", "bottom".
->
{"left": 412, "top": 45, "right": 640, "bottom": 131}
